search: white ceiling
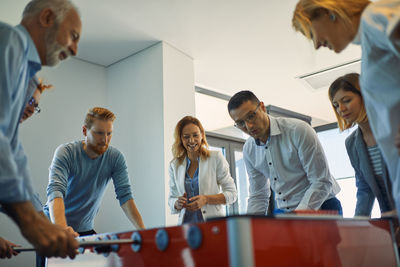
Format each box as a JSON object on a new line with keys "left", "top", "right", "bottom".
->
{"left": 2, "top": 0, "right": 361, "bottom": 126}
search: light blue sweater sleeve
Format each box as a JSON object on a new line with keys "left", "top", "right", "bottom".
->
{"left": 47, "top": 144, "right": 72, "bottom": 201}
{"left": 110, "top": 150, "right": 133, "bottom": 206}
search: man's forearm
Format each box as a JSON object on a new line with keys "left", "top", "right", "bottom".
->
{"left": 296, "top": 181, "right": 331, "bottom": 210}
{"left": 247, "top": 195, "right": 269, "bottom": 215}
{"left": 2, "top": 200, "right": 79, "bottom": 258}
{"left": 49, "top": 198, "right": 68, "bottom": 227}
{"left": 2, "top": 201, "right": 41, "bottom": 228}
{"left": 121, "top": 199, "right": 145, "bottom": 229}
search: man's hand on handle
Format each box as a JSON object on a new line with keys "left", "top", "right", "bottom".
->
{"left": 3, "top": 201, "right": 79, "bottom": 258}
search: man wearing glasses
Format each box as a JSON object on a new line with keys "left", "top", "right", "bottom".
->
{"left": 19, "top": 77, "right": 52, "bottom": 123}
{"left": 228, "top": 90, "right": 342, "bottom": 215}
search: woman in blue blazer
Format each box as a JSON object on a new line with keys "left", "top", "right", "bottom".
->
{"left": 168, "top": 116, "right": 237, "bottom": 224}
{"left": 329, "top": 73, "right": 395, "bottom": 217}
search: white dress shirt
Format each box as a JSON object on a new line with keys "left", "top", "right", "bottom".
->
{"left": 243, "top": 116, "right": 340, "bottom": 214}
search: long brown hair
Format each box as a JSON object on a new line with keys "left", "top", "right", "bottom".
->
{"left": 328, "top": 73, "right": 368, "bottom": 131}
{"left": 172, "top": 116, "right": 210, "bottom": 164}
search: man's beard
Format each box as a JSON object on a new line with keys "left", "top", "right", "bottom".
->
{"left": 87, "top": 142, "right": 109, "bottom": 155}
{"left": 44, "top": 24, "right": 71, "bottom": 66}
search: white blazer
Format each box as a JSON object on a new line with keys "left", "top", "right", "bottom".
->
{"left": 168, "top": 150, "right": 237, "bottom": 225}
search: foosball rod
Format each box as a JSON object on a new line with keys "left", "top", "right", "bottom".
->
{"left": 13, "top": 238, "right": 135, "bottom": 252}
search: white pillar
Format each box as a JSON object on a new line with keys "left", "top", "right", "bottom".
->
{"left": 106, "top": 42, "right": 195, "bottom": 228}
{"left": 162, "top": 42, "right": 196, "bottom": 226}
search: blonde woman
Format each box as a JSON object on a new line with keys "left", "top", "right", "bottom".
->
{"left": 168, "top": 116, "right": 237, "bottom": 224}
{"left": 329, "top": 73, "right": 395, "bottom": 217}
{"left": 292, "top": 0, "right": 400, "bottom": 218}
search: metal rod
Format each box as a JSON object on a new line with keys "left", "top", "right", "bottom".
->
{"left": 13, "top": 247, "right": 36, "bottom": 252}
{"left": 13, "top": 238, "right": 134, "bottom": 252}
{"left": 79, "top": 239, "right": 133, "bottom": 247}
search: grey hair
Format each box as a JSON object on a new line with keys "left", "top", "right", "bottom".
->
{"left": 22, "top": 0, "right": 79, "bottom": 24}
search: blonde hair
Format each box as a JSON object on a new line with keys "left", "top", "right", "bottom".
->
{"left": 292, "top": 0, "right": 370, "bottom": 39}
{"left": 84, "top": 107, "right": 116, "bottom": 129}
{"left": 37, "top": 78, "right": 53, "bottom": 93}
{"left": 172, "top": 116, "right": 210, "bottom": 164}
{"left": 328, "top": 73, "right": 368, "bottom": 131}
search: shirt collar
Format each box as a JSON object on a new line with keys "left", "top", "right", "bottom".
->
{"left": 16, "top": 24, "right": 42, "bottom": 77}
{"left": 25, "top": 76, "right": 40, "bottom": 104}
{"left": 186, "top": 156, "right": 200, "bottom": 171}
{"left": 254, "top": 116, "right": 281, "bottom": 146}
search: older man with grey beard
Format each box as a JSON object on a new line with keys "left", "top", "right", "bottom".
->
{"left": 0, "top": 0, "right": 82, "bottom": 259}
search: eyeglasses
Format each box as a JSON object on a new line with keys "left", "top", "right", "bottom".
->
{"left": 28, "top": 97, "right": 41, "bottom": 114}
{"left": 234, "top": 103, "right": 260, "bottom": 129}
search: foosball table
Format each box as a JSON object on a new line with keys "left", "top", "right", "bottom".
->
{"left": 45, "top": 215, "right": 399, "bottom": 267}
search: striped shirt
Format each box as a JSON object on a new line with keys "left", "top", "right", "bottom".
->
{"left": 367, "top": 145, "right": 383, "bottom": 177}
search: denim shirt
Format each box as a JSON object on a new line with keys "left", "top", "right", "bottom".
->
{"left": 0, "top": 23, "right": 42, "bottom": 210}
{"left": 183, "top": 157, "right": 204, "bottom": 223}
{"left": 353, "top": 0, "right": 400, "bottom": 216}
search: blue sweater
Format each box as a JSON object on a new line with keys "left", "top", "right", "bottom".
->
{"left": 43, "top": 141, "right": 133, "bottom": 232}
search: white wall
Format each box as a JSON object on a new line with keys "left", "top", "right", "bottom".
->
{"left": 105, "top": 42, "right": 195, "bottom": 229}
{"left": 105, "top": 43, "right": 165, "bottom": 229}
{"left": 0, "top": 41, "right": 195, "bottom": 267}
{"left": 162, "top": 42, "right": 195, "bottom": 226}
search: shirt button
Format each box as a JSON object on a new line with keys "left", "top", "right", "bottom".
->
{"left": 265, "top": 146, "right": 268, "bottom": 149}
{"left": 283, "top": 199, "right": 286, "bottom": 202}
{"left": 286, "top": 207, "right": 290, "bottom": 210}
{"left": 274, "top": 178, "right": 277, "bottom": 181}
{"left": 203, "top": 211, "right": 206, "bottom": 214}
{"left": 269, "top": 162, "right": 272, "bottom": 165}
{"left": 278, "top": 192, "right": 281, "bottom": 195}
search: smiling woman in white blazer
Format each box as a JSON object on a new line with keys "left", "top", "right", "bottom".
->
{"left": 168, "top": 116, "right": 237, "bottom": 225}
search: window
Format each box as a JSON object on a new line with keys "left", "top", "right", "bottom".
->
{"left": 207, "top": 132, "right": 246, "bottom": 215}
{"left": 234, "top": 150, "right": 249, "bottom": 215}
{"left": 195, "top": 87, "right": 381, "bottom": 218}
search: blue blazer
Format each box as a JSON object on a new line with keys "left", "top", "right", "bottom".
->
{"left": 345, "top": 128, "right": 394, "bottom": 216}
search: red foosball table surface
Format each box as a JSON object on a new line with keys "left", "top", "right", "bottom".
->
{"left": 47, "top": 215, "right": 399, "bottom": 267}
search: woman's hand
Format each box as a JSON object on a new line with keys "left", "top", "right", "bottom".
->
{"left": 186, "top": 195, "right": 208, "bottom": 211}
{"left": 174, "top": 193, "right": 187, "bottom": 210}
